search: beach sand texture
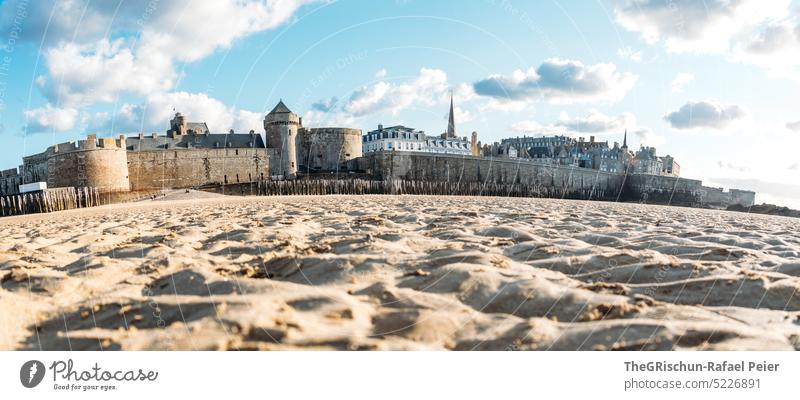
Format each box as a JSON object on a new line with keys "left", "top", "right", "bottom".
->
{"left": 1, "top": 194, "right": 799, "bottom": 350}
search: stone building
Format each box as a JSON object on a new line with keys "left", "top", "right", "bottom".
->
{"left": 263, "top": 100, "right": 363, "bottom": 177}
{"left": 361, "top": 94, "right": 472, "bottom": 155}
{"left": 263, "top": 100, "right": 301, "bottom": 179}
{"left": 632, "top": 146, "right": 663, "bottom": 175}
{"left": 0, "top": 102, "right": 362, "bottom": 194}
{"left": 498, "top": 131, "right": 666, "bottom": 176}
{"left": 661, "top": 155, "right": 680, "bottom": 176}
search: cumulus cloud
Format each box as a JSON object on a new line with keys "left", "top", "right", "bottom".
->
{"left": 343, "top": 68, "right": 449, "bottom": 116}
{"left": 450, "top": 106, "right": 473, "bottom": 124}
{"left": 670, "top": 73, "right": 694, "bottom": 92}
{"left": 615, "top": 0, "right": 800, "bottom": 79}
{"left": 472, "top": 58, "right": 637, "bottom": 104}
{"left": 311, "top": 97, "right": 339, "bottom": 112}
{"left": 787, "top": 120, "right": 800, "bottom": 131}
{"left": 24, "top": 105, "right": 79, "bottom": 133}
{"left": 511, "top": 110, "right": 664, "bottom": 146}
{"left": 614, "top": 0, "right": 789, "bottom": 53}
{"left": 87, "top": 92, "right": 263, "bottom": 134}
{"left": 1, "top": 0, "right": 317, "bottom": 108}
{"left": 733, "top": 20, "right": 800, "bottom": 80}
{"left": 42, "top": 38, "right": 175, "bottom": 106}
{"left": 664, "top": 101, "right": 746, "bottom": 130}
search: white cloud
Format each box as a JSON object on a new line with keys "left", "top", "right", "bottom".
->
{"left": 43, "top": 38, "right": 174, "bottom": 106}
{"left": 733, "top": 20, "right": 800, "bottom": 80}
{"left": 311, "top": 96, "right": 339, "bottom": 112}
{"left": 511, "top": 110, "right": 664, "bottom": 146}
{"left": 87, "top": 92, "right": 263, "bottom": 134}
{"left": 451, "top": 106, "right": 473, "bottom": 124}
{"left": 670, "top": 73, "right": 694, "bottom": 92}
{"left": 664, "top": 101, "right": 746, "bottom": 130}
{"left": 615, "top": 0, "right": 800, "bottom": 80}
{"left": 374, "top": 68, "right": 387, "bottom": 79}
{"left": 614, "top": 0, "right": 790, "bottom": 54}
{"left": 452, "top": 83, "right": 477, "bottom": 103}
{"left": 3, "top": 0, "right": 317, "bottom": 108}
{"left": 343, "top": 68, "right": 449, "bottom": 116}
{"left": 473, "top": 58, "right": 638, "bottom": 104}
{"left": 24, "top": 105, "right": 79, "bottom": 133}
{"left": 787, "top": 120, "right": 800, "bottom": 131}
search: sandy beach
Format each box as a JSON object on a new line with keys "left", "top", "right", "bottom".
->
{"left": 1, "top": 194, "right": 799, "bottom": 350}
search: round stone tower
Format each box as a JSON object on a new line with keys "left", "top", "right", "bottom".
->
{"left": 47, "top": 134, "right": 130, "bottom": 193}
{"left": 264, "top": 100, "right": 300, "bottom": 179}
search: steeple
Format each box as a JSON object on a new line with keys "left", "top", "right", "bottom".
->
{"left": 622, "top": 129, "right": 628, "bottom": 149}
{"left": 446, "top": 92, "right": 456, "bottom": 138}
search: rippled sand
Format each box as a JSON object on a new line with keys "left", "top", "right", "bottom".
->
{"left": 1, "top": 194, "right": 799, "bottom": 350}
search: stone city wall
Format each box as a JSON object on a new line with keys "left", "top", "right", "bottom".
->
{"left": 298, "top": 128, "right": 362, "bottom": 172}
{"left": 354, "top": 151, "right": 626, "bottom": 201}
{"left": 46, "top": 137, "right": 130, "bottom": 193}
{"left": 0, "top": 168, "right": 22, "bottom": 195}
{"left": 127, "top": 148, "right": 269, "bottom": 190}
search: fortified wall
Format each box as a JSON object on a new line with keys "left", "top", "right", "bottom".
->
{"left": 623, "top": 174, "right": 756, "bottom": 208}
{"left": 354, "top": 151, "right": 626, "bottom": 201}
{"left": 125, "top": 131, "right": 270, "bottom": 190}
{"left": 352, "top": 151, "right": 755, "bottom": 208}
{"left": 1, "top": 135, "right": 131, "bottom": 194}
{"left": 298, "top": 127, "right": 362, "bottom": 172}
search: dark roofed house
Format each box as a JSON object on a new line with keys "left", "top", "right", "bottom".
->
{"left": 125, "top": 131, "right": 265, "bottom": 151}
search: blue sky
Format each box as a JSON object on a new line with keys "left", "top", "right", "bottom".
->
{"left": 0, "top": 0, "right": 799, "bottom": 206}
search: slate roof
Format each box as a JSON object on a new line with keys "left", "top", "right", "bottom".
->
{"left": 125, "top": 132, "right": 265, "bottom": 151}
{"left": 186, "top": 122, "right": 209, "bottom": 134}
{"left": 269, "top": 100, "right": 292, "bottom": 114}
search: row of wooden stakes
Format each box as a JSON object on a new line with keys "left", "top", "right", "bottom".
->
{"left": 0, "top": 187, "right": 101, "bottom": 217}
{"left": 220, "top": 178, "right": 613, "bottom": 200}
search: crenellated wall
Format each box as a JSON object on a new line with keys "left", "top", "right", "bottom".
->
{"left": 127, "top": 147, "right": 269, "bottom": 190}
{"left": 46, "top": 136, "right": 130, "bottom": 193}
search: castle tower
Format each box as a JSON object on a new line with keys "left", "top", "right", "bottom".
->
{"left": 264, "top": 100, "right": 300, "bottom": 179}
{"left": 446, "top": 93, "right": 456, "bottom": 139}
{"left": 470, "top": 131, "right": 479, "bottom": 156}
{"left": 168, "top": 112, "right": 187, "bottom": 138}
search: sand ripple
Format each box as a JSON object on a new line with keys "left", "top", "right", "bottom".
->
{"left": 1, "top": 195, "right": 799, "bottom": 350}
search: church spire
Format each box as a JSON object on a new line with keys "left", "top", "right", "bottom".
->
{"left": 622, "top": 129, "right": 628, "bottom": 149}
{"left": 446, "top": 92, "right": 456, "bottom": 138}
